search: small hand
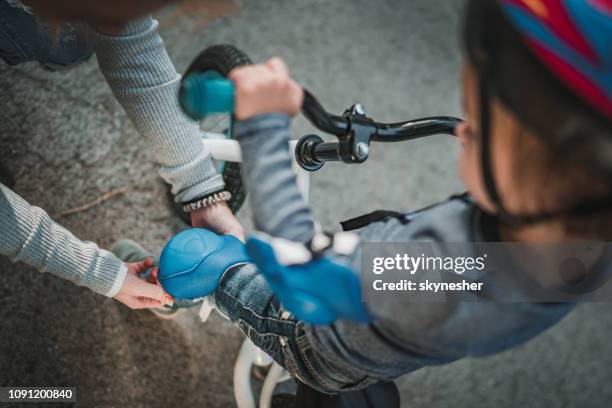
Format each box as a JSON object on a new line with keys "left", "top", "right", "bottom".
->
{"left": 114, "top": 258, "right": 173, "bottom": 309}
{"left": 229, "top": 57, "right": 304, "bottom": 121}
{"left": 191, "top": 201, "right": 245, "bottom": 242}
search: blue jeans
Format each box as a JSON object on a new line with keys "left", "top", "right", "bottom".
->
{"left": 214, "top": 264, "right": 383, "bottom": 394}
{"left": 0, "top": 0, "right": 93, "bottom": 70}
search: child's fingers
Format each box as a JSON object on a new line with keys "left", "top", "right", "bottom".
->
{"left": 266, "top": 57, "right": 289, "bottom": 79}
{"left": 288, "top": 79, "right": 305, "bottom": 113}
{"left": 229, "top": 65, "right": 258, "bottom": 82}
{"left": 230, "top": 65, "right": 266, "bottom": 93}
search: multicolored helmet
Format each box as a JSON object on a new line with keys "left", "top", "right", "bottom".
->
{"left": 499, "top": 0, "right": 611, "bottom": 118}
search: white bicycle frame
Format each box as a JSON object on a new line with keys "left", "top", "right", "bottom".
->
{"left": 201, "top": 136, "right": 310, "bottom": 408}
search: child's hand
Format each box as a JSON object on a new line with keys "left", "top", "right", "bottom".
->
{"left": 229, "top": 57, "right": 304, "bottom": 120}
{"left": 114, "top": 258, "right": 173, "bottom": 309}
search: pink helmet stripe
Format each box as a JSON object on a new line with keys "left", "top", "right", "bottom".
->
{"left": 528, "top": 38, "right": 612, "bottom": 116}
{"left": 589, "top": 0, "right": 612, "bottom": 15}
{"left": 503, "top": 0, "right": 599, "bottom": 63}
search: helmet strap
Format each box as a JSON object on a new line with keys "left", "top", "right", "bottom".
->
{"left": 479, "top": 76, "right": 520, "bottom": 227}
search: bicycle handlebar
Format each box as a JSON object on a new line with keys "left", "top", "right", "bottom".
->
{"left": 300, "top": 91, "right": 347, "bottom": 135}
{"left": 180, "top": 73, "right": 463, "bottom": 171}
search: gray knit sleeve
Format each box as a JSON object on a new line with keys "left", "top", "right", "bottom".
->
{"left": 87, "top": 17, "right": 224, "bottom": 203}
{"left": 0, "top": 183, "right": 127, "bottom": 297}
{"left": 235, "top": 114, "right": 316, "bottom": 243}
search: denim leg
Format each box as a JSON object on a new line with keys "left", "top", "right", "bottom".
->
{"left": 214, "top": 264, "right": 378, "bottom": 394}
{"left": 0, "top": 0, "right": 93, "bottom": 69}
{"left": 214, "top": 263, "right": 299, "bottom": 371}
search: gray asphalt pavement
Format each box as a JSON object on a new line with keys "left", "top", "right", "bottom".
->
{"left": 1, "top": 0, "right": 611, "bottom": 407}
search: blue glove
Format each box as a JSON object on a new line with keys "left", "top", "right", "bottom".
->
{"left": 158, "top": 228, "right": 250, "bottom": 300}
{"left": 245, "top": 235, "right": 372, "bottom": 325}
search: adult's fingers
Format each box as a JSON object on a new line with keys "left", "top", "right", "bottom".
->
{"left": 127, "top": 277, "right": 170, "bottom": 304}
{"left": 129, "top": 258, "right": 154, "bottom": 275}
{"left": 141, "top": 282, "right": 170, "bottom": 304}
{"left": 150, "top": 267, "right": 159, "bottom": 284}
{"left": 123, "top": 296, "right": 164, "bottom": 310}
{"left": 134, "top": 297, "right": 164, "bottom": 309}
{"left": 114, "top": 294, "right": 142, "bottom": 310}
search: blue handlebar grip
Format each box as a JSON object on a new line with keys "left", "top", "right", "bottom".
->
{"left": 180, "top": 72, "right": 235, "bottom": 120}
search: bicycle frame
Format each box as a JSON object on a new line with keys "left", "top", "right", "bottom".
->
{"left": 204, "top": 136, "right": 311, "bottom": 200}
{"left": 201, "top": 136, "right": 309, "bottom": 408}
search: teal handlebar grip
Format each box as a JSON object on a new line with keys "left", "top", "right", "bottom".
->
{"left": 179, "top": 72, "right": 235, "bottom": 120}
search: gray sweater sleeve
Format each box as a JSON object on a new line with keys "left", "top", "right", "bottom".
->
{"left": 88, "top": 17, "right": 224, "bottom": 203}
{"left": 0, "top": 16, "right": 222, "bottom": 297}
{"left": 235, "top": 114, "right": 315, "bottom": 243}
{"left": 0, "top": 183, "right": 127, "bottom": 296}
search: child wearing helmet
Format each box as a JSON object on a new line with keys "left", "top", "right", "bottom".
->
{"left": 170, "top": 0, "right": 612, "bottom": 401}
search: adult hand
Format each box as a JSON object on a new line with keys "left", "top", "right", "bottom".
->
{"left": 229, "top": 57, "right": 304, "bottom": 121}
{"left": 190, "top": 201, "right": 245, "bottom": 242}
{"left": 114, "top": 258, "right": 172, "bottom": 309}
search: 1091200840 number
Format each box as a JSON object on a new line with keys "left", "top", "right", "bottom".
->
{"left": 8, "top": 388, "right": 73, "bottom": 400}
